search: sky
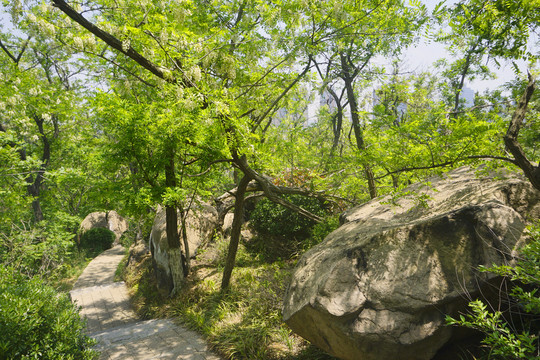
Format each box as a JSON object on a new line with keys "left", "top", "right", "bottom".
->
{"left": 401, "top": 35, "right": 527, "bottom": 93}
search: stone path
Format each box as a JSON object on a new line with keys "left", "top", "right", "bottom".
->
{"left": 70, "top": 245, "right": 221, "bottom": 360}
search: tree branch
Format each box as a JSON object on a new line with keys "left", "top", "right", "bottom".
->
{"left": 187, "top": 159, "right": 234, "bottom": 177}
{"left": 376, "top": 155, "right": 519, "bottom": 180}
{"left": 51, "top": 0, "right": 182, "bottom": 84}
{"left": 232, "top": 154, "right": 323, "bottom": 223}
{"left": 252, "top": 55, "right": 313, "bottom": 131}
{"left": 0, "top": 39, "right": 17, "bottom": 63}
{"left": 503, "top": 73, "right": 540, "bottom": 190}
{"left": 16, "top": 37, "right": 31, "bottom": 64}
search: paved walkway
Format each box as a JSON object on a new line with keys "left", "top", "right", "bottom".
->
{"left": 70, "top": 245, "right": 221, "bottom": 360}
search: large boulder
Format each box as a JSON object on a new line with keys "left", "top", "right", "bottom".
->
{"left": 79, "top": 210, "right": 128, "bottom": 243}
{"left": 149, "top": 203, "right": 219, "bottom": 291}
{"left": 283, "top": 167, "right": 540, "bottom": 360}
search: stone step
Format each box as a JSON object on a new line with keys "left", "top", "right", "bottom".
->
{"left": 70, "top": 281, "right": 138, "bottom": 334}
{"left": 92, "top": 319, "right": 220, "bottom": 360}
{"left": 70, "top": 281, "right": 127, "bottom": 297}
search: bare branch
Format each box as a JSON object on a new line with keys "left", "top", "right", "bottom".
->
{"left": 376, "top": 155, "right": 519, "bottom": 180}
{"left": 234, "top": 56, "right": 290, "bottom": 100}
{"left": 187, "top": 159, "right": 234, "bottom": 177}
{"left": 16, "top": 37, "right": 31, "bottom": 63}
{"left": 88, "top": 49, "right": 156, "bottom": 87}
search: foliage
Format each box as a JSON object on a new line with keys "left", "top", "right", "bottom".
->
{"left": 304, "top": 215, "right": 340, "bottom": 251}
{"left": 0, "top": 218, "right": 78, "bottom": 279}
{"left": 446, "top": 222, "right": 540, "bottom": 359}
{"left": 250, "top": 195, "right": 329, "bottom": 240}
{"left": 117, "top": 225, "right": 137, "bottom": 249}
{"left": 79, "top": 227, "right": 115, "bottom": 254}
{"left": 0, "top": 266, "right": 97, "bottom": 360}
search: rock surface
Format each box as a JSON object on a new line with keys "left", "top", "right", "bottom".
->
{"left": 80, "top": 210, "right": 129, "bottom": 243}
{"left": 222, "top": 213, "right": 235, "bottom": 236}
{"left": 149, "top": 203, "right": 218, "bottom": 291}
{"left": 283, "top": 167, "right": 540, "bottom": 360}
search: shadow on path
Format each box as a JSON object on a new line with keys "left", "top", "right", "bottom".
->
{"left": 70, "top": 245, "right": 221, "bottom": 360}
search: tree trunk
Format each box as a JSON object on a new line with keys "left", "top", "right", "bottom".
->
{"left": 451, "top": 42, "right": 478, "bottom": 118}
{"left": 221, "top": 175, "right": 250, "bottom": 291}
{"left": 164, "top": 147, "right": 185, "bottom": 295}
{"left": 26, "top": 115, "right": 51, "bottom": 222}
{"left": 179, "top": 207, "right": 190, "bottom": 273}
{"left": 340, "top": 53, "right": 377, "bottom": 199}
{"left": 326, "top": 87, "right": 344, "bottom": 156}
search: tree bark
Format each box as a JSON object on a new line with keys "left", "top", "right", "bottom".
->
{"left": 340, "top": 53, "right": 377, "bottom": 199}
{"left": 25, "top": 115, "right": 51, "bottom": 222}
{"left": 164, "top": 147, "right": 185, "bottom": 294}
{"left": 221, "top": 175, "right": 251, "bottom": 291}
{"left": 233, "top": 155, "right": 323, "bottom": 222}
{"left": 504, "top": 74, "right": 540, "bottom": 191}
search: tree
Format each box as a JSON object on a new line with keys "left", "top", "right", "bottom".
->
{"left": 435, "top": 0, "right": 540, "bottom": 190}
{"left": 310, "top": 0, "right": 427, "bottom": 199}
{"left": 24, "top": 0, "right": 328, "bottom": 292}
{"left": 0, "top": 5, "right": 113, "bottom": 278}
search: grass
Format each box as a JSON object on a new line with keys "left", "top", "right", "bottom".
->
{"left": 48, "top": 249, "right": 99, "bottom": 292}
{"left": 122, "top": 234, "right": 337, "bottom": 360}
{"left": 124, "top": 248, "right": 171, "bottom": 319}
{"left": 114, "top": 249, "right": 129, "bottom": 282}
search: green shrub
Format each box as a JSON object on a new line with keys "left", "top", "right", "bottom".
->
{"left": 79, "top": 227, "right": 115, "bottom": 254}
{"left": 0, "top": 266, "right": 97, "bottom": 360}
{"left": 446, "top": 221, "right": 540, "bottom": 359}
{"left": 250, "top": 195, "right": 329, "bottom": 240}
{"left": 303, "top": 215, "right": 340, "bottom": 251}
{"left": 0, "top": 220, "right": 76, "bottom": 279}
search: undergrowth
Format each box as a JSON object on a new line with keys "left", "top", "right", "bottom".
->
{"left": 124, "top": 251, "right": 171, "bottom": 319}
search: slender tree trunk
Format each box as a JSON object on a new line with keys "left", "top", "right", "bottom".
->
{"left": 326, "top": 87, "right": 344, "bottom": 156}
{"left": 451, "top": 42, "right": 478, "bottom": 118}
{"left": 26, "top": 115, "right": 51, "bottom": 222}
{"left": 164, "top": 147, "right": 185, "bottom": 295}
{"left": 179, "top": 207, "right": 190, "bottom": 273}
{"left": 221, "top": 175, "right": 250, "bottom": 291}
{"left": 340, "top": 53, "right": 377, "bottom": 199}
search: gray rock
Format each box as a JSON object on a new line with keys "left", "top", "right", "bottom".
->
{"left": 128, "top": 241, "right": 150, "bottom": 266}
{"left": 80, "top": 210, "right": 129, "bottom": 243}
{"left": 283, "top": 167, "right": 540, "bottom": 360}
{"left": 222, "top": 213, "right": 235, "bottom": 236}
